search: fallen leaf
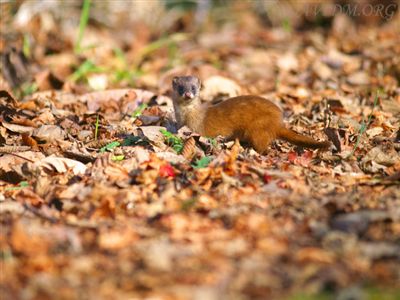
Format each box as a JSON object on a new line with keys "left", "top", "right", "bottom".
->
{"left": 10, "top": 221, "right": 49, "bottom": 256}
{"left": 33, "top": 156, "right": 87, "bottom": 175}
{"left": 32, "top": 125, "right": 66, "bottom": 142}
{"left": 21, "top": 133, "right": 39, "bottom": 150}
{"left": 182, "top": 136, "right": 196, "bottom": 160}
{"left": 159, "top": 163, "right": 175, "bottom": 178}
{"left": 1, "top": 121, "right": 35, "bottom": 134}
{"left": 201, "top": 75, "right": 242, "bottom": 102}
{"left": 98, "top": 228, "right": 137, "bottom": 251}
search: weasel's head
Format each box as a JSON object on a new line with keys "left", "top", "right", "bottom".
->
{"left": 172, "top": 76, "right": 201, "bottom": 104}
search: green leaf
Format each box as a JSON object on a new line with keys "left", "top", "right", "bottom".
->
{"left": 282, "top": 19, "right": 292, "bottom": 33}
{"left": 69, "top": 60, "right": 104, "bottom": 82}
{"left": 5, "top": 181, "right": 29, "bottom": 191}
{"left": 208, "top": 137, "right": 217, "bottom": 147}
{"left": 192, "top": 156, "right": 212, "bottom": 169}
{"left": 19, "top": 181, "right": 29, "bottom": 187}
{"left": 23, "top": 34, "right": 31, "bottom": 58}
{"left": 132, "top": 103, "right": 148, "bottom": 118}
{"left": 111, "top": 155, "right": 125, "bottom": 161}
{"left": 121, "top": 136, "right": 145, "bottom": 146}
{"left": 160, "top": 129, "right": 184, "bottom": 154}
{"left": 100, "top": 141, "right": 121, "bottom": 153}
{"left": 21, "top": 82, "right": 38, "bottom": 97}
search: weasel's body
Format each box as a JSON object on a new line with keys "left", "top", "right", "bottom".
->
{"left": 172, "top": 76, "right": 330, "bottom": 154}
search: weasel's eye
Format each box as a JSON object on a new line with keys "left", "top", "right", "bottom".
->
{"left": 178, "top": 86, "right": 184, "bottom": 95}
{"left": 191, "top": 86, "right": 196, "bottom": 93}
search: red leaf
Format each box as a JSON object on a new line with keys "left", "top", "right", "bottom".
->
{"left": 287, "top": 151, "right": 297, "bottom": 163}
{"left": 263, "top": 173, "right": 272, "bottom": 184}
{"left": 159, "top": 164, "right": 175, "bottom": 178}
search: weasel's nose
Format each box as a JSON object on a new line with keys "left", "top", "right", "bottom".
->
{"left": 184, "top": 92, "right": 193, "bottom": 99}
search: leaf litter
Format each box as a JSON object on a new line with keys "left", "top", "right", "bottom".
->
{"left": 1, "top": 1, "right": 400, "bottom": 300}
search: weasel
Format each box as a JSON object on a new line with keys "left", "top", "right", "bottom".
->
{"left": 171, "top": 76, "right": 330, "bottom": 154}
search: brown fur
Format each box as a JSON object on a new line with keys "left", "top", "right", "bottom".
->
{"left": 172, "top": 76, "right": 330, "bottom": 154}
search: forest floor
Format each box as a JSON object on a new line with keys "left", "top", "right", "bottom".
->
{"left": 1, "top": 2, "right": 399, "bottom": 300}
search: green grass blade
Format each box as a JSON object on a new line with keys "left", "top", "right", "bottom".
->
{"left": 75, "top": 0, "right": 91, "bottom": 54}
{"left": 94, "top": 114, "right": 99, "bottom": 141}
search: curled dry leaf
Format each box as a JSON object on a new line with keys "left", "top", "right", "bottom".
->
{"left": 0, "top": 151, "right": 45, "bottom": 172}
{"left": 224, "top": 138, "right": 240, "bottom": 168}
{"left": 103, "top": 162, "right": 130, "bottom": 182}
{"left": 0, "top": 90, "right": 18, "bottom": 106}
{"left": 32, "top": 156, "right": 87, "bottom": 175}
{"left": 14, "top": 189, "right": 44, "bottom": 207}
{"left": 1, "top": 121, "right": 35, "bottom": 134}
{"left": 181, "top": 137, "right": 196, "bottom": 160}
{"left": 201, "top": 75, "right": 242, "bottom": 102}
{"left": 83, "top": 89, "right": 159, "bottom": 115}
{"left": 156, "top": 152, "right": 186, "bottom": 164}
{"left": 324, "top": 127, "right": 341, "bottom": 152}
{"left": 22, "top": 133, "right": 39, "bottom": 150}
{"left": 82, "top": 89, "right": 135, "bottom": 112}
{"left": 32, "top": 125, "right": 66, "bottom": 142}
{"left": 139, "top": 126, "right": 167, "bottom": 149}
{"left": 361, "top": 146, "right": 399, "bottom": 173}
{"left": 10, "top": 115, "right": 37, "bottom": 127}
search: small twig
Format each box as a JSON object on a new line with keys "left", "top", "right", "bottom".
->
{"left": 0, "top": 151, "right": 35, "bottom": 163}
{"left": 0, "top": 145, "right": 32, "bottom": 153}
{"left": 23, "top": 203, "right": 58, "bottom": 223}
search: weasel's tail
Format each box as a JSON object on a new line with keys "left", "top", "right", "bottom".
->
{"left": 277, "top": 127, "right": 331, "bottom": 149}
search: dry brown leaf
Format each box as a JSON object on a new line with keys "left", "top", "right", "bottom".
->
{"left": 201, "top": 75, "right": 242, "bottom": 102}
{"left": 10, "top": 221, "right": 49, "bottom": 256}
{"left": 21, "top": 133, "right": 39, "bottom": 150}
{"left": 10, "top": 115, "right": 37, "bottom": 128}
{"left": 32, "top": 124, "right": 66, "bottom": 142}
{"left": 14, "top": 189, "right": 44, "bottom": 207}
{"left": 98, "top": 228, "right": 137, "bottom": 251}
{"left": 181, "top": 137, "right": 196, "bottom": 160}
{"left": 295, "top": 247, "right": 335, "bottom": 264}
{"left": 32, "top": 156, "right": 87, "bottom": 175}
{"left": 0, "top": 89, "right": 18, "bottom": 106}
{"left": 1, "top": 121, "right": 35, "bottom": 134}
{"left": 0, "top": 151, "right": 44, "bottom": 172}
